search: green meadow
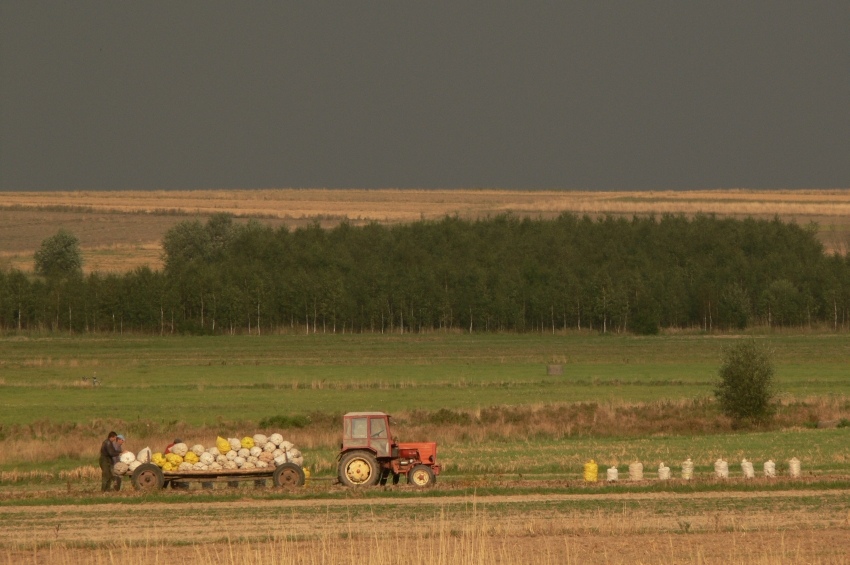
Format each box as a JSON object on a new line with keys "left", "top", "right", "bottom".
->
{"left": 1, "top": 332, "right": 848, "bottom": 425}
{"left": 1, "top": 331, "right": 848, "bottom": 483}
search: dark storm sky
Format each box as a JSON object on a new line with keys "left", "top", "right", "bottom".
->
{"left": 1, "top": 2, "right": 849, "bottom": 191}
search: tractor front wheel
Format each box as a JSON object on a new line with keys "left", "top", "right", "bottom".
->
{"left": 408, "top": 464, "right": 436, "bottom": 487}
{"left": 339, "top": 451, "right": 380, "bottom": 487}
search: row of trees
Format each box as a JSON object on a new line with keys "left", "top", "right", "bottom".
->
{"left": 1, "top": 213, "right": 849, "bottom": 334}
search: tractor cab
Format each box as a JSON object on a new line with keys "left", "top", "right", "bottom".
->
{"left": 342, "top": 411, "right": 393, "bottom": 457}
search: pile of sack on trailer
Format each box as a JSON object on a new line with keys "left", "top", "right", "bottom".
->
{"left": 112, "top": 433, "right": 303, "bottom": 476}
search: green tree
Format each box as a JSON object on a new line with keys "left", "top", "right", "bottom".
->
{"left": 717, "top": 283, "right": 752, "bottom": 330}
{"left": 33, "top": 230, "right": 84, "bottom": 330}
{"left": 714, "top": 340, "right": 777, "bottom": 426}
{"left": 34, "top": 230, "right": 83, "bottom": 280}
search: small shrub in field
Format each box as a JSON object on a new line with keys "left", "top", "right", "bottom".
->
{"left": 428, "top": 408, "right": 473, "bottom": 425}
{"left": 259, "top": 414, "right": 310, "bottom": 429}
{"left": 714, "top": 340, "right": 776, "bottom": 426}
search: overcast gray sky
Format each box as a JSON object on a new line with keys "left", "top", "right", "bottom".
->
{"left": 1, "top": 1, "right": 849, "bottom": 191}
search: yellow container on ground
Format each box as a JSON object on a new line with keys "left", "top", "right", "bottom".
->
{"left": 583, "top": 460, "right": 598, "bottom": 482}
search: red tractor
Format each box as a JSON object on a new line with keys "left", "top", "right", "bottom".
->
{"left": 337, "top": 411, "right": 441, "bottom": 487}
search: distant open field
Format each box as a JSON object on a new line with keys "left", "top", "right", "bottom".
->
{"left": 1, "top": 188, "right": 849, "bottom": 272}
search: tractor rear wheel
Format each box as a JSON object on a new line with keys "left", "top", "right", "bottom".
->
{"left": 408, "top": 464, "right": 436, "bottom": 487}
{"left": 273, "top": 463, "right": 305, "bottom": 487}
{"left": 132, "top": 463, "right": 164, "bottom": 490}
{"left": 339, "top": 451, "right": 380, "bottom": 487}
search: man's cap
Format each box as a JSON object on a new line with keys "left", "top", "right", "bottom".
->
{"left": 116, "top": 434, "right": 125, "bottom": 440}
{"left": 174, "top": 438, "right": 182, "bottom": 443}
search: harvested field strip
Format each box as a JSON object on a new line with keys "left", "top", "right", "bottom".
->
{"left": 2, "top": 487, "right": 849, "bottom": 513}
{"left": 1, "top": 491, "right": 848, "bottom": 564}
{"left": 3, "top": 189, "right": 850, "bottom": 220}
{"left": 3, "top": 531, "right": 849, "bottom": 565}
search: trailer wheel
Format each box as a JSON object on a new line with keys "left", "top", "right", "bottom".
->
{"left": 408, "top": 464, "right": 436, "bottom": 487}
{"left": 273, "top": 463, "right": 305, "bottom": 487}
{"left": 132, "top": 463, "right": 164, "bottom": 490}
{"left": 338, "top": 451, "right": 380, "bottom": 487}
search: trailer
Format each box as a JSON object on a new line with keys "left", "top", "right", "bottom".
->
{"left": 131, "top": 461, "right": 305, "bottom": 490}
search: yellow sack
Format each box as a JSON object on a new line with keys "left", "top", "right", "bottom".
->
{"left": 184, "top": 451, "right": 199, "bottom": 464}
{"left": 162, "top": 462, "right": 176, "bottom": 472}
{"left": 165, "top": 453, "right": 183, "bottom": 465}
{"left": 240, "top": 437, "right": 255, "bottom": 449}
{"left": 216, "top": 436, "right": 231, "bottom": 453}
{"left": 583, "top": 460, "right": 598, "bottom": 482}
{"left": 151, "top": 453, "right": 166, "bottom": 467}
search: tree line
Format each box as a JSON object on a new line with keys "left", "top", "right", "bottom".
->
{"left": 1, "top": 213, "right": 849, "bottom": 334}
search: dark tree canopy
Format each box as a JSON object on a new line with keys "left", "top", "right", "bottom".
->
{"left": 1, "top": 214, "right": 850, "bottom": 334}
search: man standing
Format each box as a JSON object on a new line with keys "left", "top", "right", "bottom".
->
{"left": 111, "top": 434, "right": 126, "bottom": 491}
{"left": 99, "top": 431, "right": 120, "bottom": 492}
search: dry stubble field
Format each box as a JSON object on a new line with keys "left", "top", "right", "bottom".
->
{"left": 2, "top": 483, "right": 849, "bottom": 564}
{"left": 1, "top": 188, "right": 849, "bottom": 273}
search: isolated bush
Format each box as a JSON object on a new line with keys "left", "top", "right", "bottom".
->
{"left": 428, "top": 408, "right": 473, "bottom": 425}
{"left": 259, "top": 415, "right": 310, "bottom": 429}
{"left": 714, "top": 340, "right": 776, "bottom": 425}
{"left": 34, "top": 229, "right": 83, "bottom": 280}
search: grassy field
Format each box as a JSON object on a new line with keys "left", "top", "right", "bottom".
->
{"left": 1, "top": 333, "right": 849, "bottom": 426}
{"left": 2, "top": 188, "right": 849, "bottom": 272}
{"left": 1, "top": 332, "right": 849, "bottom": 562}
{"left": 1, "top": 333, "right": 848, "bottom": 476}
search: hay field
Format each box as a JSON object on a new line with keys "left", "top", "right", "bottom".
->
{"left": 1, "top": 487, "right": 849, "bottom": 564}
{"left": 1, "top": 189, "right": 849, "bottom": 272}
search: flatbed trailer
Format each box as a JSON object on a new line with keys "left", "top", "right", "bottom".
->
{"left": 131, "top": 462, "right": 306, "bottom": 490}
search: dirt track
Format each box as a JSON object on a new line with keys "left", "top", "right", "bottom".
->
{"left": 2, "top": 487, "right": 848, "bottom": 515}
